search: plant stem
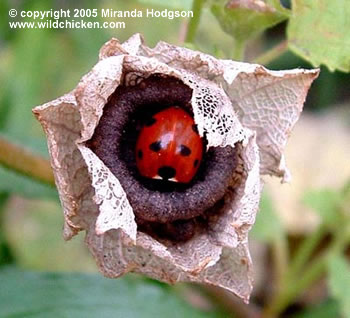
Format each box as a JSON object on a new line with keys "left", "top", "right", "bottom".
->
{"left": 0, "top": 135, "right": 55, "bottom": 187}
{"left": 262, "top": 224, "right": 350, "bottom": 318}
{"left": 253, "top": 40, "right": 288, "bottom": 65}
{"left": 185, "top": 0, "right": 204, "bottom": 43}
{"left": 233, "top": 39, "right": 246, "bottom": 61}
{"left": 271, "top": 231, "right": 289, "bottom": 293}
{"left": 287, "top": 225, "right": 327, "bottom": 281}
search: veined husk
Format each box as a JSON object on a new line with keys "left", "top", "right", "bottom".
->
{"left": 33, "top": 34, "right": 319, "bottom": 302}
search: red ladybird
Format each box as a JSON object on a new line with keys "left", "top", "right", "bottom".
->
{"left": 135, "top": 106, "right": 204, "bottom": 184}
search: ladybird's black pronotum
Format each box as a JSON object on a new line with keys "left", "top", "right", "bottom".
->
{"left": 88, "top": 74, "right": 239, "bottom": 241}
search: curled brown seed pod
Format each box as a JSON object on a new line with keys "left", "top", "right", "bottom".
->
{"left": 33, "top": 34, "right": 319, "bottom": 302}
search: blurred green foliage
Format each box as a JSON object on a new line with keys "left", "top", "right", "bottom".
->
{"left": 304, "top": 189, "right": 343, "bottom": 230}
{"left": 210, "top": 0, "right": 287, "bottom": 44}
{"left": 287, "top": 0, "right": 350, "bottom": 72}
{"left": 292, "top": 299, "right": 340, "bottom": 318}
{"left": 328, "top": 255, "right": 350, "bottom": 318}
{"left": 0, "top": 0, "right": 349, "bottom": 317}
{"left": 0, "top": 192, "right": 15, "bottom": 266}
{"left": 0, "top": 267, "right": 223, "bottom": 318}
{"left": 251, "top": 191, "right": 284, "bottom": 243}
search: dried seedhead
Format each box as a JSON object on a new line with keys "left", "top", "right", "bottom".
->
{"left": 33, "top": 34, "right": 319, "bottom": 302}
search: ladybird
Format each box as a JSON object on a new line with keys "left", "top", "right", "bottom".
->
{"left": 135, "top": 106, "right": 204, "bottom": 184}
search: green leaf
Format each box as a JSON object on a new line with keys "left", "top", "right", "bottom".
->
{"left": 303, "top": 189, "right": 342, "bottom": 229}
{"left": 137, "top": 0, "right": 193, "bottom": 11}
{"left": 0, "top": 267, "right": 218, "bottom": 318}
{"left": 291, "top": 299, "right": 340, "bottom": 318}
{"left": 210, "top": 0, "right": 288, "bottom": 43}
{"left": 287, "top": 0, "right": 350, "bottom": 72}
{"left": 328, "top": 255, "right": 350, "bottom": 318}
{"left": 251, "top": 191, "right": 284, "bottom": 243}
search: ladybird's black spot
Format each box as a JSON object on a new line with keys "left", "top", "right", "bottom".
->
{"left": 137, "top": 149, "right": 143, "bottom": 159}
{"left": 194, "top": 159, "right": 199, "bottom": 167}
{"left": 192, "top": 124, "right": 199, "bottom": 134}
{"left": 158, "top": 166, "right": 176, "bottom": 180}
{"left": 180, "top": 145, "right": 191, "bottom": 156}
{"left": 145, "top": 117, "right": 156, "bottom": 126}
{"left": 150, "top": 141, "right": 162, "bottom": 152}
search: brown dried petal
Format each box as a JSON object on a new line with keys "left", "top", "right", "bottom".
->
{"left": 33, "top": 93, "right": 97, "bottom": 240}
{"left": 33, "top": 34, "right": 318, "bottom": 302}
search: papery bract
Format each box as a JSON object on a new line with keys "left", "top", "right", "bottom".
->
{"left": 33, "top": 34, "right": 319, "bottom": 302}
